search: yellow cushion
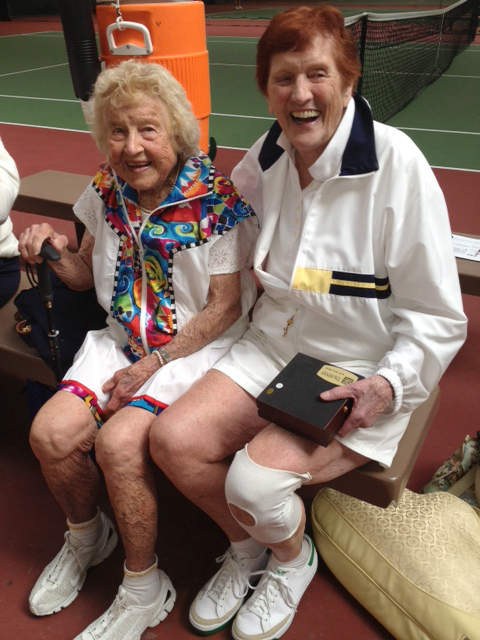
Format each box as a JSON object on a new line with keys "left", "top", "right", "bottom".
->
{"left": 311, "top": 488, "right": 480, "bottom": 640}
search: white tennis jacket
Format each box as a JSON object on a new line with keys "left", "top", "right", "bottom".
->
{"left": 232, "top": 94, "right": 467, "bottom": 414}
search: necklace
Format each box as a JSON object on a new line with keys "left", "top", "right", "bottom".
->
{"left": 139, "top": 204, "right": 156, "bottom": 216}
{"left": 138, "top": 160, "right": 181, "bottom": 215}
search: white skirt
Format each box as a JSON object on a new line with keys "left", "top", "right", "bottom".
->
{"left": 61, "top": 318, "right": 248, "bottom": 418}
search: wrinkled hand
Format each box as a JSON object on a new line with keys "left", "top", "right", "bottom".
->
{"left": 320, "top": 375, "right": 394, "bottom": 438}
{"left": 102, "top": 355, "right": 159, "bottom": 418}
{"left": 18, "top": 223, "right": 68, "bottom": 264}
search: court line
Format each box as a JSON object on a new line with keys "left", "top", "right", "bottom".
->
{"left": 0, "top": 63, "right": 68, "bottom": 78}
{"left": 443, "top": 73, "right": 480, "bottom": 79}
{"left": 211, "top": 112, "right": 273, "bottom": 121}
{"left": 0, "top": 31, "right": 63, "bottom": 38}
{"left": 0, "top": 120, "right": 87, "bottom": 134}
{"left": 398, "top": 126, "right": 480, "bottom": 136}
{"left": 431, "top": 166, "right": 480, "bottom": 173}
{"left": 0, "top": 94, "right": 77, "bottom": 103}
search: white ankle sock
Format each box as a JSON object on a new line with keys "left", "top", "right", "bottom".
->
{"left": 230, "top": 537, "right": 265, "bottom": 558}
{"left": 271, "top": 536, "right": 310, "bottom": 571}
{"left": 122, "top": 557, "right": 161, "bottom": 606}
{"left": 67, "top": 509, "right": 102, "bottom": 547}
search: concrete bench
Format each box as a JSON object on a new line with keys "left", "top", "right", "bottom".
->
{"left": 0, "top": 170, "right": 469, "bottom": 508}
{"left": 14, "top": 169, "right": 91, "bottom": 221}
{"left": 13, "top": 169, "right": 91, "bottom": 245}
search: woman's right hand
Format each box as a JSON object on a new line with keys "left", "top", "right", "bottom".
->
{"left": 18, "top": 223, "right": 69, "bottom": 264}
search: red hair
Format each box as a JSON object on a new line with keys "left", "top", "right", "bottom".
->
{"left": 256, "top": 5, "right": 361, "bottom": 94}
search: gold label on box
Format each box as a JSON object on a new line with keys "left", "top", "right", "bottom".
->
{"left": 317, "top": 365, "right": 359, "bottom": 386}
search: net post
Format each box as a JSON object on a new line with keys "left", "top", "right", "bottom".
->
{"left": 356, "top": 14, "right": 369, "bottom": 97}
{"left": 468, "top": 0, "right": 479, "bottom": 43}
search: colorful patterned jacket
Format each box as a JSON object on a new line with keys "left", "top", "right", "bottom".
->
{"left": 74, "top": 153, "right": 258, "bottom": 360}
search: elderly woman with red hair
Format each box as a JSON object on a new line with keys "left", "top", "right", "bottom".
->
{"left": 149, "top": 6, "right": 466, "bottom": 639}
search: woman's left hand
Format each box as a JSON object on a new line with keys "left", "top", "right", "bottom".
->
{"left": 101, "top": 271, "right": 242, "bottom": 419}
{"left": 102, "top": 355, "right": 159, "bottom": 418}
{"left": 320, "top": 375, "right": 394, "bottom": 438}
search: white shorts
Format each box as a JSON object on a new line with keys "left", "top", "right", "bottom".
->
{"left": 213, "top": 325, "right": 411, "bottom": 468}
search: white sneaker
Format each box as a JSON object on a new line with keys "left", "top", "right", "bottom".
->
{"left": 232, "top": 535, "right": 318, "bottom": 640}
{"left": 29, "top": 512, "right": 118, "bottom": 616}
{"left": 189, "top": 546, "right": 270, "bottom": 634}
{"left": 74, "top": 570, "right": 176, "bottom": 640}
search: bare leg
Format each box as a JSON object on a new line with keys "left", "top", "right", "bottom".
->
{"left": 156, "top": 373, "right": 368, "bottom": 635}
{"left": 149, "top": 370, "right": 268, "bottom": 542}
{"left": 151, "top": 370, "right": 368, "bottom": 561}
{"left": 29, "top": 390, "right": 99, "bottom": 524}
{"left": 95, "top": 407, "right": 156, "bottom": 572}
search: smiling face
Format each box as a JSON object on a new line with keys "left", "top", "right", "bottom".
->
{"left": 266, "top": 34, "right": 354, "bottom": 168}
{"left": 106, "top": 94, "right": 178, "bottom": 201}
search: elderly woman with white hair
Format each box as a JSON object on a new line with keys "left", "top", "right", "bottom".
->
{"left": 18, "top": 59, "right": 257, "bottom": 640}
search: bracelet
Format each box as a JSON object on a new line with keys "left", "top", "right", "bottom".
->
{"left": 159, "top": 346, "right": 172, "bottom": 363}
{"left": 152, "top": 349, "right": 165, "bottom": 369}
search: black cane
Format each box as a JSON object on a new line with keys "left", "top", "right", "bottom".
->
{"left": 37, "top": 244, "right": 62, "bottom": 384}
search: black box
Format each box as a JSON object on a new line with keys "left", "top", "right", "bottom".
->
{"left": 256, "top": 353, "right": 362, "bottom": 447}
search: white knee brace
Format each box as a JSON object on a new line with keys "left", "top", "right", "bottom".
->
{"left": 225, "top": 446, "right": 311, "bottom": 544}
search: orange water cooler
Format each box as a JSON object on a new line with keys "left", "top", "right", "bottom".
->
{"left": 96, "top": 1, "right": 211, "bottom": 152}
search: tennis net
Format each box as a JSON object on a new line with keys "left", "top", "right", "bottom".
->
{"left": 346, "top": 0, "right": 479, "bottom": 122}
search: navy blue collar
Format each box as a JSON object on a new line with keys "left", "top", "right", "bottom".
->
{"left": 258, "top": 93, "right": 378, "bottom": 176}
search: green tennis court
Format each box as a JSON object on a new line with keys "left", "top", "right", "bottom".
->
{"left": 0, "top": 29, "right": 479, "bottom": 170}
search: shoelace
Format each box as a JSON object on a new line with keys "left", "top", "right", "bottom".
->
{"left": 88, "top": 589, "right": 128, "bottom": 639}
{"left": 202, "top": 549, "right": 249, "bottom": 602}
{"left": 46, "top": 532, "right": 84, "bottom": 585}
{"left": 245, "top": 568, "right": 297, "bottom": 621}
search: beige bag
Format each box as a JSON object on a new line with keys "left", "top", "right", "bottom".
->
{"left": 311, "top": 488, "right": 480, "bottom": 640}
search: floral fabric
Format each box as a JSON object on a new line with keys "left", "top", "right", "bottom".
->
{"left": 422, "top": 434, "right": 480, "bottom": 507}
